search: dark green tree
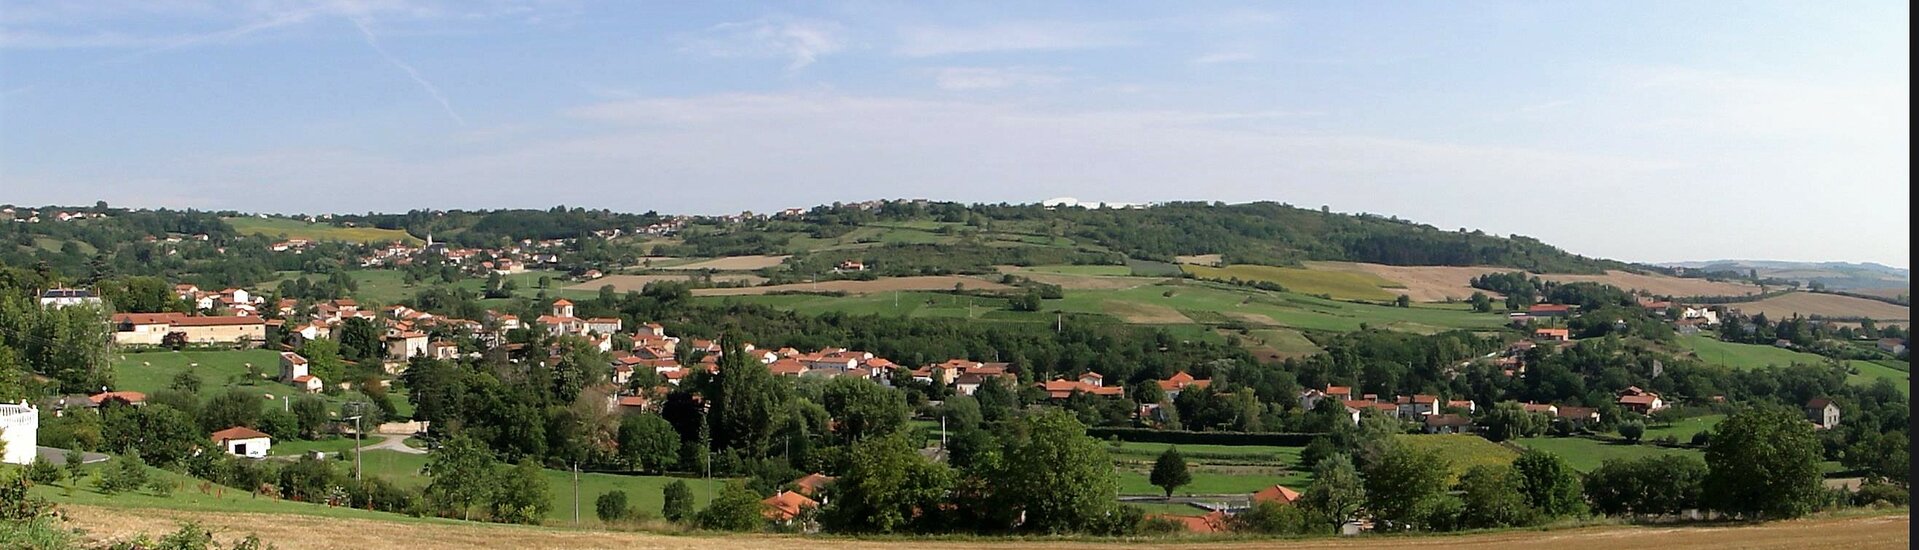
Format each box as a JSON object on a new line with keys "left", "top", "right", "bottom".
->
{"left": 489, "top": 459, "right": 554, "bottom": 525}
{"left": 1705, "top": 406, "right": 1824, "bottom": 519}
{"left": 425, "top": 434, "right": 497, "bottom": 521}
{"left": 662, "top": 479, "right": 694, "bottom": 523}
{"left": 618, "top": 414, "right": 681, "bottom": 473}
{"left": 1149, "top": 446, "right": 1192, "bottom": 498}
{"left": 995, "top": 410, "right": 1119, "bottom": 533}
{"left": 595, "top": 490, "right": 631, "bottom": 523}
{"left": 1302, "top": 453, "right": 1366, "bottom": 531}
{"left": 695, "top": 481, "right": 766, "bottom": 531}
{"left": 1455, "top": 464, "right": 1535, "bottom": 529}
{"left": 1362, "top": 443, "right": 1452, "bottom": 530}
{"left": 820, "top": 377, "right": 908, "bottom": 445}
{"left": 1511, "top": 448, "right": 1583, "bottom": 517}
{"left": 819, "top": 431, "right": 954, "bottom": 533}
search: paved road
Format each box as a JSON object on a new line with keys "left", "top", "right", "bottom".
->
{"left": 362, "top": 434, "right": 427, "bottom": 455}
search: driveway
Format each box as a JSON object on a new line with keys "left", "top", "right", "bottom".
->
{"left": 363, "top": 434, "right": 427, "bottom": 455}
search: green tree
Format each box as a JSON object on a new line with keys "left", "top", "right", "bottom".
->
{"left": 198, "top": 389, "right": 262, "bottom": 433}
{"left": 1617, "top": 419, "right": 1645, "bottom": 443}
{"left": 1477, "top": 402, "right": 1545, "bottom": 442}
{"left": 336, "top": 317, "right": 383, "bottom": 364}
{"left": 938, "top": 395, "right": 983, "bottom": 432}
{"left": 290, "top": 395, "right": 329, "bottom": 439}
{"left": 618, "top": 414, "right": 681, "bottom": 473}
{"left": 1469, "top": 291, "right": 1493, "bottom": 313}
{"left": 1455, "top": 464, "right": 1535, "bottom": 529}
{"left": 102, "top": 404, "right": 203, "bottom": 466}
{"left": 1705, "top": 406, "right": 1823, "bottom": 519}
{"left": 1363, "top": 443, "right": 1453, "bottom": 530}
{"left": 1302, "top": 453, "right": 1366, "bottom": 531}
{"left": 1149, "top": 446, "right": 1191, "bottom": 498}
{"left": 595, "top": 490, "right": 631, "bottom": 523}
{"left": 995, "top": 410, "right": 1119, "bottom": 533}
{"left": 169, "top": 370, "right": 203, "bottom": 393}
{"left": 695, "top": 481, "right": 766, "bottom": 531}
{"left": 489, "top": 459, "right": 554, "bottom": 525}
{"left": 1394, "top": 294, "right": 1411, "bottom": 308}
{"left": 1228, "top": 500, "right": 1327, "bottom": 535}
{"left": 1585, "top": 455, "right": 1706, "bottom": 517}
{"left": 298, "top": 337, "right": 347, "bottom": 387}
{"left": 1843, "top": 431, "right": 1909, "bottom": 487}
{"left": 819, "top": 431, "right": 954, "bottom": 533}
{"left": 1511, "top": 448, "right": 1583, "bottom": 517}
{"left": 425, "top": 434, "right": 497, "bottom": 521}
{"left": 820, "top": 377, "right": 908, "bottom": 445}
{"left": 96, "top": 455, "right": 151, "bottom": 494}
{"left": 662, "top": 479, "right": 694, "bottom": 523}
{"left": 701, "top": 336, "right": 788, "bottom": 457}
{"left": 974, "top": 377, "right": 1017, "bottom": 422}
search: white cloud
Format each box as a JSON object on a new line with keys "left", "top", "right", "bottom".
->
{"left": 679, "top": 17, "right": 845, "bottom": 70}
{"left": 931, "top": 67, "right": 1067, "bottom": 91}
{"left": 895, "top": 21, "right": 1124, "bottom": 57}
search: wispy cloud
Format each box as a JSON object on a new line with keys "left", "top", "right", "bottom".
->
{"left": 931, "top": 67, "right": 1067, "bottom": 91}
{"left": 679, "top": 17, "right": 845, "bottom": 70}
{"left": 895, "top": 21, "right": 1125, "bottom": 57}
{"left": 1518, "top": 99, "right": 1571, "bottom": 113}
{"left": 349, "top": 16, "right": 467, "bottom": 126}
{"left": 1191, "top": 51, "right": 1256, "bottom": 65}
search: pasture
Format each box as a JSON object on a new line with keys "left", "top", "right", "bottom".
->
{"left": 112, "top": 349, "right": 416, "bottom": 418}
{"left": 1677, "top": 335, "right": 1831, "bottom": 369}
{"left": 562, "top": 273, "right": 765, "bottom": 293}
{"left": 227, "top": 217, "right": 419, "bottom": 245}
{"left": 1516, "top": 436, "right": 1703, "bottom": 472}
{"left": 1183, "top": 264, "right": 1401, "bottom": 302}
{"left": 351, "top": 449, "right": 725, "bottom": 523}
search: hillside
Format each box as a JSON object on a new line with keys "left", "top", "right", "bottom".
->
{"left": 1665, "top": 260, "right": 1909, "bottom": 291}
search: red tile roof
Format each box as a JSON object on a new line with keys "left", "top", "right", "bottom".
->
{"left": 211, "top": 426, "right": 271, "bottom": 442}
{"left": 760, "top": 491, "right": 817, "bottom": 521}
{"left": 89, "top": 391, "right": 146, "bottom": 405}
{"left": 1252, "top": 484, "right": 1303, "bottom": 504}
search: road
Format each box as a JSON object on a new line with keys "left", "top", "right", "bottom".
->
{"left": 362, "top": 434, "right": 427, "bottom": 455}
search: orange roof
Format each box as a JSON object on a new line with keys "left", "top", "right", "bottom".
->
{"left": 1037, "top": 379, "right": 1124, "bottom": 399}
{"left": 792, "top": 473, "right": 835, "bottom": 497}
{"left": 552, "top": 298, "right": 573, "bottom": 306}
{"left": 616, "top": 396, "right": 648, "bottom": 408}
{"left": 1151, "top": 511, "right": 1229, "bottom": 533}
{"left": 169, "top": 315, "right": 264, "bottom": 327}
{"left": 760, "top": 491, "right": 817, "bottom": 521}
{"left": 769, "top": 359, "right": 808, "bottom": 376}
{"left": 88, "top": 391, "right": 146, "bottom": 405}
{"left": 211, "top": 426, "right": 271, "bottom": 442}
{"left": 1618, "top": 394, "right": 1661, "bottom": 406}
{"left": 1252, "top": 484, "right": 1303, "bottom": 504}
{"left": 1326, "top": 385, "right": 1352, "bottom": 396}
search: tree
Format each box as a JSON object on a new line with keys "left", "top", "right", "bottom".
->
{"left": 596, "top": 490, "right": 631, "bottom": 523}
{"left": 701, "top": 336, "right": 788, "bottom": 457}
{"left": 169, "top": 371, "right": 203, "bottom": 393}
{"left": 974, "top": 377, "right": 1018, "bottom": 423}
{"left": 618, "top": 414, "right": 681, "bottom": 473}
{"left": 662, "top": 480, "right": 694, "bottom": 523}
{"left": 426, "top": 435, "right": 496, "bottom": 521}
{"left": 101, "top": 404, "right": 203, "bottom": 466}
{"left": 1617, "top": 419, "right": 1645, "bottom": 443}
{"left": 1149, "top": 446, "right": 1192, "bottom": 498}
{"left": 1469, "top": 291, "right": 1493, "bottom": 313}
{"left": 1478, "top": 402, "right": 1546, "bottom": 442}
{"left": 1705, "top": 406, "right": 1823, "bottom": 519}
{"left": 1298, "top": 436, "right": 1341, "bottom": 470}
{"left": 938, "top": 395, "right": 983, "bottom": 432}
{"left": 490, "top": 459, "right": 554, "bottom": 525}
{"left": 97, "top": 455, "right": 151, "bottom": 494}
{"left": 198, "top": 389, "right": 262, "bottom": 433}
{"left": 1394, "top": 294, "right": 1411, "bottom": 308}
{"left": 695, "top": 481, "right": 765, "bottom": 531}
{"left": 1362, "top": 443, "right": 1452, "bottom": 530}
{"left": 820, "top": 377, "right": 908, "bottom": 445}
{"left": 994, "top": 410, "right": 1119, "bottom": 533}
{"left": 1511, "top": 448, "right": 1582, "bottom": 517}
{"left": 290, "top": 395, "right": 329, "bottom": 439}
{"left": 336, "top": 317, "right": 383, "bottom": 364}
{"left": 819, "top": 431, "right": 954, "bottom": 533}
{"left": 1843, "top": 431, "right": 1908, "bottom": 487}
{"left": 298, "top": 338, "right": 347, "bottom": 387}
{"left": 1228, "top": 500, "right": 1326, "bottom": 535}
{"left": 1455, "top": 464, "right": 1535, "bottom": 529}
{"left": 1584, "top": 455, "right": 1706, "bottom": 517}
{"left": 1302, "top": 453, "right": 1365, "bottom": 531}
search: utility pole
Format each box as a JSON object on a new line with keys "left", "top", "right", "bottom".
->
{"left": 343, "top": 413, "right": 364, "bottom": 481}
{"left": 573, "top": 462, "right": 580, "bottom": 526}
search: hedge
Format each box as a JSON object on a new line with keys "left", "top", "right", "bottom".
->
{"left": 1085, "top": 427, "right": 1323, "bottom": 447}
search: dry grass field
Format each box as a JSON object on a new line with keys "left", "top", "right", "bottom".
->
{"left": 691, "top": 276, "right": 1012, "bottom": 296}
{"left": 996, "top": 266, "right": 1170, "bottom": 290}
{"left": 1730, "top": 292, "right": 1911, "bottom": 322}
{"left": 56, "top": 505, "right": 1909, "bottom": 550}
{"left": 660, "top": 255, "right": 792, "bottom": 271}
{"left": 564, "top": 274, "right": 767, "bottom": 292}
{"left": 1304, "top": 262, "right": 1508, "bottom": 302}
{"left": 1535, "top": 271, "right": 1763, "bottom": 298}
{"left": 1174, "top": 254, "right": 1224, "bottom": 266}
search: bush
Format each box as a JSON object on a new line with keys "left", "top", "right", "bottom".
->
{"left": 1618, "top": 420, "right": 1645, "bottom": 443}
{"left": 25, "top": 461, "right": 64, "bottom": 485}
{"left": 1853, "top": 482, "right": 1909, "bottom": 507}
{"left": 148, "top": 477, "right": 176, "bottom": 497}
{"left": 1690, "top": 431, "right": 1711, "bottom": 446}
{"left": 596, "top": 490, "right": 631, "bottom": 523}
{"left": 98, "top": 456, "right": 151, "bottom": 494}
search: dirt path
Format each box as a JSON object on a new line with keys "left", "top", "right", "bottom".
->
{"left": 364, "top": 434, "right": 426, "bottom": 455}
{"left": 56, "top": 505, "right": 1908, "bottom": 550}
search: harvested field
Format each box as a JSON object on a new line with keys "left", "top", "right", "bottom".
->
{"left": 1854, "top": 287, "right": 1910, "bottom": 300}
{"left": 1175, "top": 254, "right": 1223, "bottom": 266}
{"left": 1101, "top": 299, "right": 1193, "bottom": 324}
{"left": 997, "top": 266, "right": 1169, "bottom": 290}
{"left": 1730, "top": 292, "right": 1911, "bottom": 322}
{"left": 1537, "top": 270, "right": 1762, "bottom": 298}
{"left": 691, "top": 276, "right": 1011, "bottom": 296}
{"left": 1184, "top": 264, "right": 1400, "bottom": 301}
{"left": 56, "top": 504, "right": 1910, "bottom": 550}
{"left": 563, "top": 274, "right": 766, "bottom": 292}
{"left": 660, "top": 255, "right": 791, "bottom": 271}
{"left": 1305, "top": 262, "right": 1507, "bottom": 302}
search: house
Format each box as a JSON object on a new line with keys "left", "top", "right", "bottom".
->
{"left": 768, "top": 359, "right": 809, "bottom": 377}
{"left": 292, "top": 375, "right": 324, "bottom": 393}
{"left": 88, "top": 391, "right": 146, "bottom": 407}
{"left": 1157, "top": 371, "right": 1212, "bottom": 399}
{"left": 1151, "top": 510, "right": 1230, "bottom": 534}
{"left": 551, "top": 299, "right": 575, "bottom": 318}
{"left": 1527, "top": 304, "right": 1573, "bottom": 318}
{"left": 279, "top": 352, "right": 310, "bottom": 383}
{"left": 1554, "top": 406, "right": 1601, "bottom": 429}
{"left": 1519, "top": 402, "right": 1559, "bottom": 416}
{"left": 1344, "top": 399, "right": 1400, "bottom": 419}
{"left": 1423, "top": 413, "right": 1473, "bottom": 434}
{"left": 1805, "top": 398, "right": 1840, "bottom": 429}
{"left": 1533, "top": 328, "right": 1571, "bottom": 342}
{"left": 1680, "top": 307, "right": 1719, "bottom": 325}
{"left": 1301, "top": 385, "right": 1355, "bottom": 410}
{"left": 427, "top": 340, "right": 460, "bottom": 360}
{"left": 1396, "top": 394, "right": 1441, "bottom": 417}
{"left": 1078, "top": 372, "right": 1106, "bottom": 387}
{"left": 110, "top": 313, "right": 266, "bottom": 346}
{"left": 39, "top": 288, "right": 103, "bottom": 309}
{"left": 1036, "top": 379, "right": 1124, "bottom": 399}
{"left": 1615, "top": 387, "right": 1666, "bottom": 413}
{"left": 585, "top": 317, "right": 622, "bottom": 335}
{"left": 211, "top": 426, "right": 272, "bottom": 458}
{"left": 1446, "top": 400, "right": 1477, "bottom": 414}
{"left": 615, "top": 395, "right": 650, "bottom": 412}
{"left": 791, "top": 473, "right": 834, "bottom": 498}
{"left": 1877, "top": 338, "right": 1907, "bottom": 355}
{"left": 0, "top": 401, "right": 37, "bottom": 465}
{"left": 1252, "top": 484, "right": 1303, "bottom": 506}
{"left": 386, "top": 331, "right": 429, "bottom": 360}
{"left": 761, "top": 490, "right": 818, "bottom": 523}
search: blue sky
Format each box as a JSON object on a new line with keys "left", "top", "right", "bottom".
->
{"left": 0, "top": 1, "right": 1908, "bottom": 266}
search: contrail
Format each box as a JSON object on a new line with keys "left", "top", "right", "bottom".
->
{"left": 350, "top": 16, "right": 467, "bottom": 126}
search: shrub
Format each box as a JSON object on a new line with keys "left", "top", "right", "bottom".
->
{"left": 97, "top": 456, "right": 151, "bottom": 494}
{"left": 596, "top": 490, "right": 632, "bottom": 523}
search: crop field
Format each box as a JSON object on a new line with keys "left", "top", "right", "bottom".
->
{"left": 1241, "top": 328, "right": 1323, "bottom": 361}
{"left": 1304, "top": 262, "right": 1508, "bottom": 302}
{"left": 227, "top": 217, "right": 419, "bottom": 244}
{"left": 563, "top": 273, "right": 766, "bottom": 293}
{"left": 660, "top": 255, "right": 792, "bottom": 271}
{"left": 1516, "top": 436, "right": 1703, "bottom": 472}
{"left": 1183, "top": 264, "right": 1401, "bottom": 301}
{"left": 1173, "top": 254, "right": 1223, "bottom": 266}
{"left": 1536, "top": 270, "right": 1763, "bottom": 298}
{"left": 1728, "top": 292, "right": 1910, "bottom": 322}
{"left": 1392, "top": 434, "right": 1518, "bottom": 481}
{"left": 692, "top": 276, "right": 1013, "bottom": 296}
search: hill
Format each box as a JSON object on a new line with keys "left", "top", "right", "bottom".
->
{"left": 226, "top": 216, "right": 420, "bottom": 244}
{"left": 1664, "top": 260, "right": 1909, "bottom": 291}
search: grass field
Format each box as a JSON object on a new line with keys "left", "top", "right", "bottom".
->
{"left": 32, "top": 462, "right": 442, "bottom": 524}
{"left": 1645, "top": 414, "right": 1724, "bottom": 441}
{"left": 1516, "top": 436, "right": 1703, "bottom": 472}
{"left": 227, "top": 217, "right": 419, "bottom": 244}
{"left": 1115, "top": 468, "right": 1302, "bottom": 497}
{"left": 1183, "top": 264, "right": 1401, "bottom": 301}
{"left": 693, "top": 276, "right": 1013, "bottom": 296}
{"left": 1393, "top": 434, "right": 1519, "bottom": 481}
{"left": 351, "top": 449, "right": 726, "bottom": 522}
{"left": 1677, "top": 335, "right": 1909, "bottom": 394}
{"left": 1104, "top": 441, "right": 1302, "bottom": 465}
{"left": 113, "top": 349, "right": 416, "bottom": 419}
{"left": 1849, "top": 360, "right": 1911, "bottom": 395}
{"left": 1022, "top": 265, "right": 1134, "bottom": 276}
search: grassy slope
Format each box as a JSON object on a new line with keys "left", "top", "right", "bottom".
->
{"left": 351, "top": 450, "right": 725, "bottom": 522}
{"left": 227, "top": 217, "right": 419, "bottom": 244}
{"left": 271, "top": 269, "right": 571, "bottom": 306}
{"left": 1516, "top": 436, "right": 1703, "bottom": 472}
{"left": 1183, "top": 264, "right": 1400, "bottom": 301}
{"left": 112, "top": 349, "right": 416, "bottom": 419}
{"left": 1023, "top": 265, "right": 1134, "bottom": 276}
{"left": 1678, "top": 335, "right": 1910, "bottom": 394}
{"left": 1393, "top": 434, "right": 1519, "bottom": 481}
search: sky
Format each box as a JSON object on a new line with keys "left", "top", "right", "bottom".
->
{"left": 0, "top": 1, "right": 1909, "bottom": 267}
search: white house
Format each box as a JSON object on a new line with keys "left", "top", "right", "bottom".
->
{"left": 211, "top": 426, "right": 272, "bottom": 458}
{"left": 0, "top": 400, "right": 37, "bottom": 465}
{"left": 39, "top": 288, "right": 103, "bottom": 309}
{"left": 279, "top": 352, "right": 309, "bottom": 382}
